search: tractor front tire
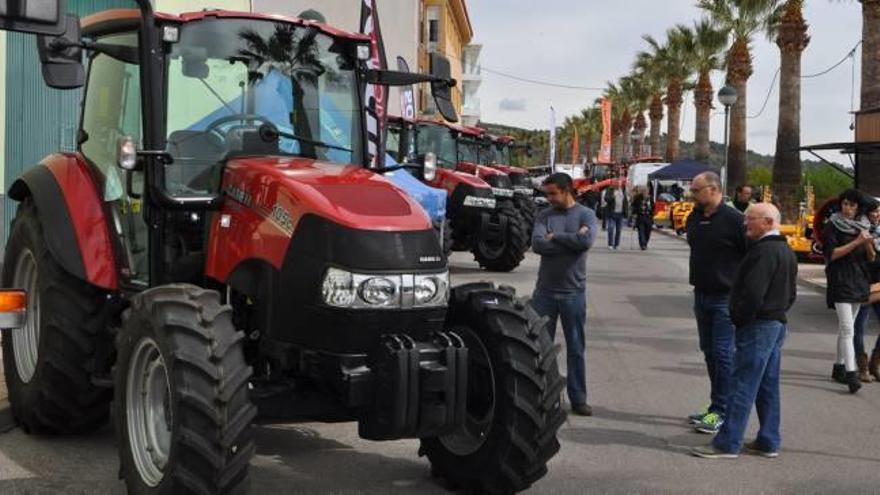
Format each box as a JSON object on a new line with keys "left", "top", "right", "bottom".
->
{"left": 439, "top": 218, "right": 454, "bottom": 260}
{"left": 421, "top": 283, "right": 565, "bottom": 494}
{"left": 473, "top": 201, "right": 528, "bottom": 272}
{"left": 1, "top": 198, "right": 112, "bottom": 434}
{"left": 514, "top": 196, "right": 536, "bottom": 248}
{"left": 114, "top": 285, "right": 256, "bottom": 494}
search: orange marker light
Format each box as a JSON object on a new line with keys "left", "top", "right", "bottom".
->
{"left": 0, "top": 291, "right": 26, "bottom": 313}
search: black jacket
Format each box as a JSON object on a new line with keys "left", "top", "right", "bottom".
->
{"left": 823, "top": 223, "right": 872, "bottom": 308}
{"left": 729, "top": 235, "right": 798, "bottom": 327}
{"left": 686, "top": 203, "right": 748, "bottom": 294}
{"left": 631, "top": 195, "right": 653, "bottom": 220}
{"left": 603, "top": 189, "right": 628, "bottom": 217}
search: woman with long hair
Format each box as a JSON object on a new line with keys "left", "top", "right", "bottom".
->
{"left": 823, "top": 189, "right": 876, "bottom": 393}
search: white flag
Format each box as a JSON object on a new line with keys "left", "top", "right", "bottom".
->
{"left": 549, "top": 105, "right": 556, "bottom": 173}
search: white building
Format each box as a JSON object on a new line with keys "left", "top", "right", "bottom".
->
{"left": 460, "top": 43, "right": 482, "bottom": 126}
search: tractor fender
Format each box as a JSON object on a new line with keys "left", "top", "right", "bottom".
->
{"left": 8, "top": 154, "right": 118, "bottom": 290}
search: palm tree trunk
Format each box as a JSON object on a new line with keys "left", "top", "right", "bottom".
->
{"left": 859, "top": 0, "right": 880, "bottom": 195}
{"left": 665, "top": 80, "right": 683, "bottom": 162}
{"left": 727, "top": 37, "right": 753, "bottom": 197}
{"left": 585, "top": 128, "right": 593, "bottom": 163}
{"left": 649, "top": 94, "right": 664, "bottom": 158}
{"left": 772, "top": 1, "right": 810, "bottom": 223}
{"left": 694, "top": 71, "right": 714, "bottom": 163}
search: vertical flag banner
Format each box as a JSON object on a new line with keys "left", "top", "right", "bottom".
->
{"left": 599, "top": 98, "right": 612, "bottom": 163}
{"left": 549, "top": 105, "right": 557, "bottom": 172}
{"left": 571, "top": 124, "right": 579, "bottom": 164}
{"left": 396, "top": 56, "right": 416, "bottom": 121}
{"left": 360, "top": 0, "right": 388, "bottom": 168}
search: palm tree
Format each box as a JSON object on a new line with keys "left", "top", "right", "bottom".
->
{"left": 859, "top": 0, "right": 880, "bottom": 195}
{"left": 772, "top": 0, "right": 810, "bottom": 222}
{"left": 633, "top": 53, "right": 667, "bottom": 159}
{"left": 621, "top": 74, "right": 651, "bottom": 159}
{"left": 580, "top": 107, "right": 602, "bottom": 163}
{"left": 699, "top": 0, "right": 782, "bottom": 196}
{"left": 642, "top": 30, "right": 693, "bottom": 162}
{"left": 676, "top": 20, "right": 727, "bottom": 163}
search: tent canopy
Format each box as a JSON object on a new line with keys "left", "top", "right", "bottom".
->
{"left": 647, "top": 159, "right": 712, "bottom": 182}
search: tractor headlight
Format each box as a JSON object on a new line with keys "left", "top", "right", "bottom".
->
{"left": 423, "top": 152, "right": 437, "bottom": 182}
{"left": 320, "top": 268, "right": 448, "bottom": 309}
{"left": 414, "top": 272, "right": 449, "bottom": 307}
{"left": 359, "top": 277, "right": 399, "bottom": 307}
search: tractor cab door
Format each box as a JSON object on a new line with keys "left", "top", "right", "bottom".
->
{"left": 78, "top": 29, "right": 149, "bottom": 286}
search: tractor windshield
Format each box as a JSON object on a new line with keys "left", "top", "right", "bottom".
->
{"left": 491, "top": 143, "right": 512, "bottom": 165}
{"left": 458, "top": 138, "right": 484, "bottom": 164}
{"left": 164, "top": 18, "right": 362, "bottom": 195}
{"left": 417, "top": 124, "right": 457, "bottom": 169}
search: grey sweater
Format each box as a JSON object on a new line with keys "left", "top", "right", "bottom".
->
{"left": 532, "top": 204, "right": 598, "bottom": 292}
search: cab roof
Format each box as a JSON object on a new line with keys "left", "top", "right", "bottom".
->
{"left": 82, "top": 8, "right": 371, "bottom": 42}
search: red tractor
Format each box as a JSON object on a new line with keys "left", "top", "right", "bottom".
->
{"left": 0, "top": 3, "right": 564, "bottom": 493}
{"left": 387, "top": 117, "right": 529, "bottom": 272}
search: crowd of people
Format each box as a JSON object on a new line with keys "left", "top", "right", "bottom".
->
{"left": 528, "top": 170, "right": 880, "bottom": 459}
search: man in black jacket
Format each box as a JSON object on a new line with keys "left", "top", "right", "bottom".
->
{"left": 686, "top": 172, "right": 748, "bottom": 434}
{"left": 692, "top": 203, "right": 798, "bottom": 459}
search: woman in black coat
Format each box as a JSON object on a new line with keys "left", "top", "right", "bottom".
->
{"left": 823, "top": 189, "right": 877, "bottom": 393}
{"left": 630, "top": 187, "right": 654, "bottom": 250}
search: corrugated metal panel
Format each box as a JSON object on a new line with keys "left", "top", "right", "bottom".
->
{"left": 3, "top": 0, "right": 132, "bottom": 245}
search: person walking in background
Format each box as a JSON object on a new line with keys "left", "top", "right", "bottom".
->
{"left": 825, "top": 189, "right": 877, "bottom": 393}
{"left": 604, "top": 184, "right": 627, "bottom": 250}
{"left": 853, "top": 199, "right": 880, "bottom": 382}
{"left": 731, "top": 185, "right": 754, "bottom": 213}
{"left": 692, "top": 203, "right": 797, "bottom": 459}
{"left": 531, "top": 173, "right": 598, "bottom": 416}
{"left": 685, "top": 172, "right": 748, "bottom": 434}
{"left": 631, "top": 186, "right": 654, "bottom": 250}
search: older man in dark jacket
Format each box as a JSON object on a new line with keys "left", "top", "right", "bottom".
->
{"left": 692, "top": 203, "right": 798, "bottom": 459}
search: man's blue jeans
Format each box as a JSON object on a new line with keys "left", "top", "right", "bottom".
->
{"left": 693, "top": 291, "right": 735, "bottom": 417}
{"left": 531, "top": 289, "right": 588, "bottom": 406}
{"left": 713, "top": 320, "right": 786, "bottom": 454}
{"left": 607, "top": 213, "right": 624, "bottom": 248}
{"left": 853, "top": 303, "right": 880, "bottom": 357}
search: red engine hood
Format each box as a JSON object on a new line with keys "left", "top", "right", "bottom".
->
{"left": 428, "top": 168, "right": 491, "bottom": 193}
{"left": 222, "top": 157, "right": 430, "bottom": 232}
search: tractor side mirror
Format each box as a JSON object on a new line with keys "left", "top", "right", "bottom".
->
{"left": 429, "top": 54, "right": 458, "bottom": 123}
{"left": 36, "top": 14, "right": 83, "bottom": 89}
{"left": 0, "top": 0, "right": 66, "bottom": 36}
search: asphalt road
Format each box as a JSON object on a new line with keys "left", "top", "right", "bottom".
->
{"left": 0, "top": 230, "right": 879, "bottom": 493}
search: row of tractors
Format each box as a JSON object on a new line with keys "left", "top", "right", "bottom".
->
{"left": 0, "top": 3, "right": 565, "bottom": 494}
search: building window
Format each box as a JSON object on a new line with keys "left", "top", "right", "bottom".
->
{"left": 426, "top": 6, "right": 439, "bottom": 52}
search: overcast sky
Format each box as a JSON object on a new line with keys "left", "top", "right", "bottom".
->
{"left": 468, "top": 0, "right": 864, "bottom": 158}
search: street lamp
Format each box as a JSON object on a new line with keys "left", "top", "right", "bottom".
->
{"left": 718, "top": 85, "right": 738, "bottom": 197}
{"left": 630, "top": 130, "right": 640, "bottom": 160}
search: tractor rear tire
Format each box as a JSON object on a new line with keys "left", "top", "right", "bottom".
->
{"left": 473, "top": 201, "right": 528, "bottom": 272}
{"left": 1, "top": 198, "right": 112, "bottom": 434}
{"left": 514, "top": 196, "right": 536, "bottom": 248}
{"left": 421, "top": 283, "right": 565, "bottom": 494}
{"left": 114, "top": 284, "right": 256, "bottom": 494}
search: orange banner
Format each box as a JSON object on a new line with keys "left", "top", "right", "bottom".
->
{"left": 571, "top": 125, "right": 580, "bottom": 164}
{"left": 599, "top": 98, "right": 612, "bottom": 163}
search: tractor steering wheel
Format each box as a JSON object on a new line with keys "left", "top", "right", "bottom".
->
{"left": 203, "top": 114, "right": 278, "bottom": 141}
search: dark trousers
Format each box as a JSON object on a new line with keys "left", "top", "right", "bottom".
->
{"left": 636, "top": 217, "right": 652, "bottom": 249}
{"left": 693, "top": 291, "right": 735, "bottom": 417}
{"left": 713, "top": 320, "right": 786, "bottom": 454}
{"left": 607, "top": 213, "right": 624, "bottom": 247}
{"left": 531, "top": 289, "right": 588, "bottom": 406}
{"left": 854, "top": 303, "right": 880, "bottom": 356}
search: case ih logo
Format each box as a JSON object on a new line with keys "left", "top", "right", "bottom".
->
{"left": 225, "top": 185, "right": 253, "bottom": 207}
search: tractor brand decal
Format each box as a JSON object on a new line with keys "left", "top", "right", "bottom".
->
{"left": 225, "top": 185, "right": 253, "bottom": 207}
{"left": 419, "top": 256, "right": 442, "bottom": 264}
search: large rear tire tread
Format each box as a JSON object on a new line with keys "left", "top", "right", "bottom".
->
{"left": 421, "top": 283, "right": 565, "bottom": 494}
{"left": 1, "top": 198, "right": 112, "bottom": 434}
{"left": 473, "top": 202, "right": 529, "bottom": 273}
{"left": 115, "top": 284, "right": 256, "bottom": 495}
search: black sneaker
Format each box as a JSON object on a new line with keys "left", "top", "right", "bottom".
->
{"left": 744, "top": 441, "right": 779, "bottom": 458}
{"left": 572, "top": 404, "right": 593, "bottom": 416}
{"left": 846, "top": 371, "right": 862, "bottom": 394}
